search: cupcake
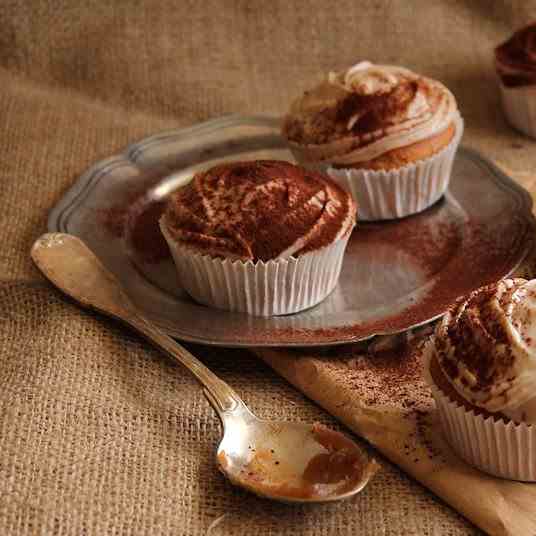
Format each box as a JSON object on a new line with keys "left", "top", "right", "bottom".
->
{"left": 282, "top": 61, "right": 464, "bottom": 221}
{"left": 159, "top": 160, "right": 356, "bottom": 316}
{"left": 424, "top": 278, "right": 536, "bottom": 481}
{"left": 495, "top": 23, "right": 536, "bottom": 138}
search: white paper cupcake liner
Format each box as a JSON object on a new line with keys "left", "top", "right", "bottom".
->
{"left": 499, "top": 81, "right": 536, "bottom": 139}
{"left": 160, "top": 222, "right": 350, "bottom": 316}
{"left": 322, "top": 119, "right": 464, "bottom": 221}
{"left": 423, "top": 343, "right": 536, "bottom": 481}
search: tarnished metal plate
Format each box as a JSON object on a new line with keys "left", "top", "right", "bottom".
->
{"left": 48, "top": 115, "right": 534, "bottom": 347}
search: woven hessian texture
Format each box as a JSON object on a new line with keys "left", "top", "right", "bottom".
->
{"left": 3, "top": 2, "right": 536, "bottom": 534}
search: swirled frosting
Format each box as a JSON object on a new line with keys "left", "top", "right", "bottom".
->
{"left": 283, "top": 61, "right": 461, "bottom": 165}
{"left": 495, "top": 23, "right": 536, "bottom": 87}
{"left": 160, "top": 160, "right": 356, "bottom": 262}
{"left": 432, "top": 278, "right": 536, "bottom": 421}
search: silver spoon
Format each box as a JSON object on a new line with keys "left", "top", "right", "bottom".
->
{"left": 31, "top": 233, "right": 378, "bottom": 503}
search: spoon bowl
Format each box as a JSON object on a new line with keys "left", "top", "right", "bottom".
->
{"left": 215, "top": 406, "right": 377, "bottom": 502}
{"left": 31, "top": 233, "right": 378, "bottom": 503}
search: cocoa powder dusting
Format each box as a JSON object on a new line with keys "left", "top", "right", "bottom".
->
{"left": 283, "top": 73, "right": 434, "bottom": 148}
{"left": 321, "top": 333, "right": 433, "bottom": 413}
{"left": 434, "top": 279, "right": 531, "bottom": 400}
{"left": 127, "top": 198, "right": 169, "bottom": 264}
{"left": 98, "top": 188, "right": 148, "bottom": 239}
{"left": 348, "top": 204, "right": 461, "bottom": 276}
{"left": 304, "top": 330, "right": 447, "bottom": 463}
{"left": 495, "top": 22, "right": 536, "bottom": 87}
{"left": 99, "top": 192, "right": 170, "bottom": 264}
{"left": 404, "top": 409, "right": 445, "bottom": 464}
{"left": 161, "top": 160, "right": 355, "bottom": 261}
{"left": 329, "top": 332, "right": 451, "bottom": 464}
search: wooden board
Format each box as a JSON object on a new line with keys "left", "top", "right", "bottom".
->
{"left": 255, "top": 171, "right": 536, "bottom": 536}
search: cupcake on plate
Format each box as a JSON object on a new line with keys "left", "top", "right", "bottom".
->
{"left": 282, "top": 61, "right": 464, "bottom": 221}
{"left": 424, "top": 278, "right": 536, "bottom": 481}
{"left": 495, "top": 22, "right": 536, "bottom": 138}
{"left": 159, "top": 160, "right": 356, "bottom": 316}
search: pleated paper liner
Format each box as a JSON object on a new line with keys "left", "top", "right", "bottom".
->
{"left": 499, "top": 81, "right": 536, "bottom": 139}
{"left": 160, "top": 222, "right": 350, "bottom": 316}
{"left": 423, "top": 341, "right": 536, "bottom": 482}
{"left": 325, "top": 119, "right": 464, "bottom": 221}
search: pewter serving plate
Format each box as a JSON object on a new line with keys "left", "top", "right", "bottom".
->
{"left": 49, "top": 115, "right": 535, "bottom": 347}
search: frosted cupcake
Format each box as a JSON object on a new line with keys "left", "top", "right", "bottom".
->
{"left": 495, "top": 23, "right": 536, "bottom": 138}
{"left": 159, "top": 160, "right": 356, "bottom": 316}
{"left": 282, "top": 61, "right": 464, "bottom": 220}
{"left": 424, "top": 278, "right": 536, "bottom": 481}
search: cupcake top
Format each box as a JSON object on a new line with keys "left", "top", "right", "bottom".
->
{"left": 432, "top": 278, "right": 536, "bottom": 415}
{"left": 282, "top": 61, "right": 460, "bottom": 165}
{"left": 160, "top": 160, "right": 356, "bottom": 262}
{"left": 495, "top": 22, "right": 536, "bottom": 87}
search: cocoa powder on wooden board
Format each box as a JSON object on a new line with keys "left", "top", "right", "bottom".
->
{"left": 313, "top": 333, "right": 433, "bottom": 412}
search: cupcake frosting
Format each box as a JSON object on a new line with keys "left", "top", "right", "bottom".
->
{"left": 283, "top": 61, "right": 460, "bottom": 165}
{"left": 433, "top": 278, "right": 536, "bottom": 417}
{"left": 495, "top": 22, "right": 536, "bottom": 87}
{"left": 161, "top": 160, "right": 356, "bottom": 262}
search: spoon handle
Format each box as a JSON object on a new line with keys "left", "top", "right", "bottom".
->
{"left": 126, "top": 312, "right": 244, "bottom": 415}
{"left": 31, "top": 233, "right": 245, "bottom": 417}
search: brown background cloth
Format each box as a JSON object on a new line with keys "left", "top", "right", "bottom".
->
{"left": 2, "top": 2, "right": 536, "bottom": 534}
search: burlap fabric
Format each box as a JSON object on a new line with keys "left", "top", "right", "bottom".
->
{"left": 2, "top": 2, "right": 536, "bottom": 534}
